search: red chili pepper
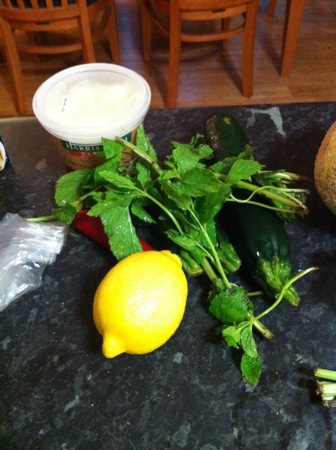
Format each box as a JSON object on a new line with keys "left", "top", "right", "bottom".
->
{"left": 73, "top": 209, "right": 153, "bottom": 251}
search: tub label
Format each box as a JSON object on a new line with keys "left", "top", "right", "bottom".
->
{"left": 60, "top": 132, "right": 133, "bottom": 154}
{"left": 60, "top": 141, "right": 103, "bottom": 153}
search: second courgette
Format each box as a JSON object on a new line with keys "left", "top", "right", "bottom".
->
{"left": 218, "top": 202, "right": 300, "bottom": 305}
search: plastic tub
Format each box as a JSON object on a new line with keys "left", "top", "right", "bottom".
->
{"left": 33, "top": 63, "right": 151, "bottom": 170}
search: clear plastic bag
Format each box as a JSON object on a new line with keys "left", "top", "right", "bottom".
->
{"left": 0, "top": 213, "right": 68, "bottom": 312}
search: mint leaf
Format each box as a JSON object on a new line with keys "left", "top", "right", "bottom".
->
{"left": 98, "top": 171, "right": 137, "bottom": 191}
{"left": 94, "top": 156, "right": 123, "bottom": 184}
{"left": 54, "top": 169, "right": 93, "bottom": 206}
{"left": 240, "top": 326, "right": 258, "bottom": 358}
{"left": 136, "top": 161, "right": 152, "bottom": 190}
{"left": 241, "top": 353, "right": 262, "bottom": 385}
{"left": 102, "top": 137, "right": 124, "bottom": 159}
{"left": 136, "top": 124, "right": 158, "bottom": 162}
{"left": 208, "top": 286, "right": 251, "bottom": 324}
{"left": 96, "top": 202, "right": 143, "bottom": 260}
{"left": 202, "top": 217, "right": 217, "bottom": 246}
{"left": 225, "top": 159, "right": 263, "bottom": 185}
{"left": 166, "top": 229, "right": 207, "bottom": 264}
{"left": 159, "top": 179, "right": 191, "bottom": 210}
{"left": 210, "top": 158, "right": 236, "bottom": 176}
{"left": 52, "top": 204, "right": 79, "bottom": 225}
{"left": 194, "top": 186, "right": 230, "bottom": 223}
{"left": 169, "top": 137, "right": 213, "bottom": 174}
{"left": 216, "top": 239, "right": 241, "bottom": 273}
{"left": 131, "top": 199, "right": 156, "bottom": 224}
{"left": 160, "top": 167, "right": 179, "bottom": 180}
{"left": 222, "top": 325, "right": 241, "bottom": 349}
{"left": 180, "top": 167, "right": 224, "bottom": 197}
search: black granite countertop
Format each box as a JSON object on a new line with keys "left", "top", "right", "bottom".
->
{"left": 1, "top": 103, "right": 336, "bottom": 450}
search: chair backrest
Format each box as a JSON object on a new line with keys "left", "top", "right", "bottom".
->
{"left": 165, "top": 0, "right": 256, "bottom": 45}
{"left": 0, "top": 0, "right": 119, "bottom": 114}
{"left": 176, "top": 0, "right": 254, "bottom": 10}
{"left": 170, "top": 0, "right": 255, "bottom": 23}
{"left": 148, "top": 0, "right": 254, "bottom": 16}
{"left": 140, "top": 0, "right": 259, "bottom": 107}
{"left": 0, "top": 0, "right": 90, "bottom": 28}
{"left": 147, "top": 0, "right": 256, "bottom": 35}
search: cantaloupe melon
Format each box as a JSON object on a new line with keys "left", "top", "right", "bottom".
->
{"left": 314, "top": 122, "right": 336, "bottom": 214}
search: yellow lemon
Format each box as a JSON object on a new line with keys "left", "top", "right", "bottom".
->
{"left": 93, "top": 250, "right": 188, "bottom": 358}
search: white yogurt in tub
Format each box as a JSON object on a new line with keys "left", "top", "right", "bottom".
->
{"left": 33, "top": 63, "right": 151, "bottom": 170}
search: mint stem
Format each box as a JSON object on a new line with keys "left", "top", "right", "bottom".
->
{"left": 201, "top": 258, "right": 274, "bottom": 339}
{"left": 235, "top": 180, "right": 308, "bottom": 213}
{"left": 247, "top": 313, "right": 274, "bottom": 339}
{"left": 116, "top": 137, "right": 163, "bottom": 176}
{"left": 140, "top": 189, "right": 184, "bottom": 235}
{"left": 119, "top": 135, "right": 308, "bottom": 215}
{"left": 201, "top": 258, "right": 226, "bottom": 291}
{"left": 189, "top": 208, "right": 231, "bottom": 289}
{"left": 314, "top": 369, "right": 336, "bottom": 407}
{"left": 269, "top": 171, "right": 312, "bottom": 183}
{"left": 316, "top": 382, "right": 336, "bottom": 396}
{"left": 26, "top": 215, "right": 56, "bottom": 222}
{"left": 254, "top": 267, "right": 318, "bottom": 323}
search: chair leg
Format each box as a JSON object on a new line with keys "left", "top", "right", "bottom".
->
{"left": 241, "top": 0, "right": 258, "bottom": 97}
{"left": 0, "top": 18, "right": 26, "bottom": 115}
{"left": 167, "top": 10, "right": 181, "bottom": 108}
{"left": 268, "top": 0, "right": 277, "bottom": 16}
{"left": 221, "top": 17, "right": 230, "bottom": 52}
{"left": 139, "top": 0, "right": 153, "bottom": 62}
{"left": 26, "top": 32, "right": 40, "bottom": 62}
{"left": 77, "top": 8, "right": 97, "bottom": 62}
{"left": 106, "top": 0, "right": 120, "bottom": 63}
{"left": 280, "top": 0, "right": 306, "bottom": 77}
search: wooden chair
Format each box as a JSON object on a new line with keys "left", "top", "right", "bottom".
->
{"left": 268, "top": 0, "right": 277, "bottom": 16}
{"left": 0, "top": 0, "right": 119, "bottom": 115}
{"left": 138, "top": 0, "right": 259, "bottom": 108}
{"left": 266, "top": 0, "right": 307, "bottom": 76}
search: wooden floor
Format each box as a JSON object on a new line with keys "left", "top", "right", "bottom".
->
{"left": 0, "top": 0, "right": 335, "bottom": 118}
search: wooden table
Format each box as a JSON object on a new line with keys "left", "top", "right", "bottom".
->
{"left": 280, "top": 0, "right": 307, "bottom": 76}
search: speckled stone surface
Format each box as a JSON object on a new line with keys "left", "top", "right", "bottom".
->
{"left": 1, "top": 103, "right": 336, "bottom": 450}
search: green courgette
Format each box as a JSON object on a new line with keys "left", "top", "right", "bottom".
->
{"left": 205, "top": 113, "right": 254, "bottom": 160}
{"left": 218, "top": 202, "right": 300, "bottom": 305}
